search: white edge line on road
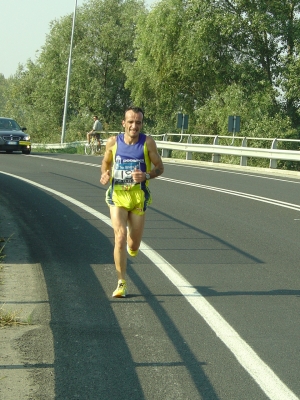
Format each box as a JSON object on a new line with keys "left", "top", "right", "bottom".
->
{"left": 1, "top": 170, "right": 298, "bottom": 400}
{"left": 29, "top": 155, "right": 300, "bottom": 212}
{"left": 164, "top": 160, "right": 300, "bottom": 184}
{"left": 157, "top": 176, "right": 300, "bottom": 212}
{"left": 30, "top": 154, "right": 300, "bottom": 184}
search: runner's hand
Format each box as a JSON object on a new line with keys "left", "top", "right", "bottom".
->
{"left": 132, "top": 167, "right": 145, "bottom": 183}
{"left": 100, "top": 170, "right": 110, "bottom": 185}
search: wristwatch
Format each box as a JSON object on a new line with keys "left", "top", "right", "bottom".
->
{"left": 145, "top": 173, "right": 151, "bottom": 180}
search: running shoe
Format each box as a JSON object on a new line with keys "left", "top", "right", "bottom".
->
{"left": 127, "top": 245, "right": 139, "bottom": 257}
{"left": 112, "top": 279, "right": 127, "bottom": 298}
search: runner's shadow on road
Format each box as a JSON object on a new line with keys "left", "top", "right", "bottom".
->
{"left": 144, "top": 207, "right": 264, "bottom": 266}
{"left": 2, "top": 176, "right": 222, "bottom": 399}
{"left": 127, "top": 266, "right": 221, "bottom": 399}
{"left": 1, "top": 179, "right": 146, "bottom": 399}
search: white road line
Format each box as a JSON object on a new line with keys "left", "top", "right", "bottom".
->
{"left": 30, "top": 154, "right": 100, "bottom": 167}
{"left": 165, "top": 161, "right": 300, "bottom": 184}
{"left": 1, "top": 170, "right": 299, "bottom": 400}
{"left": 30, "top": 154, "right": 300, "bottom": 211}
{"left": 157, "top": 176, "right": 300, "bottom": 211}
{"left": 30, "top": 154, "right": 300, "bottom": 185}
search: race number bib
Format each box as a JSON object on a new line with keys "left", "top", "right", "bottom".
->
{"left": 113, "top": 161, "right": 140, "bottom": 190}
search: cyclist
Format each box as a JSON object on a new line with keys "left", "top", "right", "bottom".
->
{"left": 87, "top": 115, "right": 102, "bottom": 149}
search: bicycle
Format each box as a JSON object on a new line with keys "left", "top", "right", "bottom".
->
{"left": 85, "top": 134, "right": 103, "bottom": 155}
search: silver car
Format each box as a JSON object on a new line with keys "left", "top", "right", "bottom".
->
{"left": 0, "top": 117, "right": 31, "bottom": 154}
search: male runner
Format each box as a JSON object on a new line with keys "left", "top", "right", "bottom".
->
{"left": 100, "top": 106, "right": 164, "bottom": 297}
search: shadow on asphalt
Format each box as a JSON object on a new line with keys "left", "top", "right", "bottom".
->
{"left": 1, "top": 175, "right": 223, "bottom": 399}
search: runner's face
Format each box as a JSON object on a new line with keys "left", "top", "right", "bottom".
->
{"left": 122, "top": 110, "right": 143, "bottom": 140}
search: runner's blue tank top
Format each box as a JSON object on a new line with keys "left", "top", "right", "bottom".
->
{"left": 111, "top": 133, "right": 151, "bottom": 191}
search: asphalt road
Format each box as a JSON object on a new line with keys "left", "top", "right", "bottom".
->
{"left": 0, "top": 152, "right": 300, "bottom": 400}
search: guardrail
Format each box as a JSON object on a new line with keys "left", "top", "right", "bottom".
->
{"left": 32, "top": 132, "right": 300, "bottom": 169}
{"left": 32, "top": 140, "right": 88, "bottom": 149}
{"left": 152, "top": 133, "right": 300, "bottom": 169}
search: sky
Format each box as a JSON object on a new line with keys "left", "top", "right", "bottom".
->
{"left": 0, "top": 0, "right": 84, "bottom": 78}
{"left": 1, "top": 0, "right": 154, "bottom": 79}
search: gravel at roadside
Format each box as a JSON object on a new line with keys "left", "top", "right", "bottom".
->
{"left": 0, "top": 202, "right": 55, "bottom": 400}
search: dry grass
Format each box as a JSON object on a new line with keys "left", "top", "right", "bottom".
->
{"left": 0, "top": 235, "right": 29, "bottom": 327}
{"left": 0, "top": 304, "right": 28, "bottom": 327}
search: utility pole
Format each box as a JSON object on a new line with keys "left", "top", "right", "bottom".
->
{"left": 61, "top": 0, "right": 77, "bottom": 144}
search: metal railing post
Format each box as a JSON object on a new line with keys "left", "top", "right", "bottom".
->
{"left": 240, "top": 137, "right": 248, "bottom": 166}
{"left": 161, "top": 134, "right": 170, "bottom": 158}
{"left": 269, "top": 139, "right": 277, "bottom": 168}
{"left": 186, "top": 135, "right": 192, "bottom": 160}
{"left": 212, "top": 136, "right": 220, "bottom": 163}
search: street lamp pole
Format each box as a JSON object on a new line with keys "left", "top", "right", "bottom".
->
{"left": 61, "top": 0, "right": 77, "bottom": 144}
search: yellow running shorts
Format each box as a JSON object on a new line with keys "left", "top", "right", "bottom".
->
{"left": 106, "top": 186, "right": 152, "bottom": 215}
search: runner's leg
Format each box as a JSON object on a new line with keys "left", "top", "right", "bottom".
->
{"left": 127, "top": 212, "right": 146, "bottom": 253}
{"left": 110, "top": 206, "right": 128, "bottom": 280}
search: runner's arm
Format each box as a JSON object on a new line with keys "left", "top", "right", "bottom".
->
{"left": 100, "top": 136, "right": 116, "bottom": 185}
{"left": 146, "top": 136, "right": 164, "bottom": 179}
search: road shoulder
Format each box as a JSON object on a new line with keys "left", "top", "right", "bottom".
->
{"left": 0, "top": 203, "right": 54, "bottom": 400}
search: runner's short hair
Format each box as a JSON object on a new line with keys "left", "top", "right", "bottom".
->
{"left": 125, "top": 106, "right": 144, "bottom": 119}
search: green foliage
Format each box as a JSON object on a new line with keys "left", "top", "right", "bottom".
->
{"left": 194, "top": 83, "right": 298, "bottom": 167}
{"left": 0, "top": 74, "right": 9, "bottom": 116}
{"left": 196, "top": 84, "right": 296, "bottom": 139}
{"left": 1, "top": 0, "right": 300, "bottom": 171}
{"left": 124, "top": 0, "right": 185, "bottom": 130}
{"left": 125, "top": 0, "right": 300, "bottom": 137}
{"left": 4, "top": 0, "right": 145, "bottom": 142}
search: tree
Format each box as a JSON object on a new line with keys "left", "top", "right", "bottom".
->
{"left": 126, "top": 0, "right": 300, "bottom": 135}
{"left": 69, "top": 0, "right": 146, "bottom": 127}
{"left": 5, "top": 0, "right": 146, "bottom": 142}
{"left": 198, "top": 0, "right": 300, "bottom": 128}
{"left": 4, "top": 0, "right": 300, "bottom": 153}
{"left": 196, "top": 84, "right": 295, "bottom": 138}
{"left": 125, "top": 0, "right": 225, "bottom": 131}
{"left": 0, "top": 74, "right": 8, "bottom": 116}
